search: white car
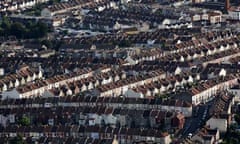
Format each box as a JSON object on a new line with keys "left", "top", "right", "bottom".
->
{"left": 188, "top": 133, "right": 192, "bottom": 138}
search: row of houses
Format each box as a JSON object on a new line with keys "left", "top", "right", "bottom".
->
{"left": 121, "top": 63, "right": 182, "bottom": 75}
{"left": 161, "top": 30, "right": 235, "bottom": 53}
{"left": 43, "top": 70, "right": 127, "bottom": 97}
{"left": 82, "top": 5, "right": 163, "bottom": 31}
{"left": 0, "top": 0, "right": 49, "bottom": 12}
{"left": 162, "top": 37, "right": 240, "bottom": 62}
{"left": 123, "top": 61, "right": 237, "bottom": 83}
{"left": 0, "top": 105, "right": 185, "bottom": 131}
{"left": 92, "top": 70, "right": 165, "bottom": 97}
{"left": 41, "top": 0, "right": 117, "bottom": 17}
{"left": 229, "top": 80, "right": 240, "bottom": 101}
{"left": 176, "top": 74, "right": 238, "bottom": 105}
{"left": 0, "top": 66, "right": 43, "bottom": 92}
{"left": 1, "top": 68, "right": 93, "bottom": 99}
{"left": 61, "top": 29, "right": 233, "bottom": 52}
{"left": 0, "top": 136, "right": 118, "bottom": 144}
{"left": 206, "top": 92, "right": 234, "bottom": 133}
{"left": 190, "top": 126, "right": 220, "bottom": 144}
{"left": 200, "top": 47, "right": 240, "bottom": 67}
{"left": 61, "top": 27, "right": 202, "bottom": 47}
{"left": 125, "top": 48, "right": 164, "bottom": 65}
{"left": 229, "top": 55, "right": 240, "bottom": 64}
{"left": 191, "top": 11, "right": 222, "bottom": 24}
{"left": 127, "top": 72, "right": 199, "bottom": 98}
{"left": 0, "top": 125, "right": 172, "bottom": 144}
{"left": 0, "top": 95, "right": 193, "bottom": 117}
{"left": 160, "top": 45, "right": 240, "bottom": 68}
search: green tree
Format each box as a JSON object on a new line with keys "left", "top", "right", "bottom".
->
{"left": 36, "top": 22, "right": 48, "bottom": 37}
{"left": 0, "top": 19, "right": 49, "bottom": 39}
{"left": 63, "top": 30, "right": 68, "bottom": 35}
{"left": 1, "top": 16, "right": 11, "bottom": 29}
{"left": 10, "top": 22, "right": 26, "bottom": 39}
{"left": 41, "top": 39, "right": 53, "bottom": 49}
{"left": 119, "top": 40, "right": 132, "bottom": 47}
{"left": 235, "top": 114, "right": 240, "bottom": 125}
{"left": 49, "top": 0, "right": 61, "bottom": 5}
{"left": 10, "top": 135, "right": 25, "bottom": 144}
{"left": 0, "top": 17, "right": 11, "bottom": 36}
{"left": 18, "top": 116, "right": 30, "bottom": 126}
{"left": 0, "top": 27, "right": 4, "bottom": 36}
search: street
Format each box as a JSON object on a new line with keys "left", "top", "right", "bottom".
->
{"left": 181, "top": 104, "right": 211, "bottom": 138}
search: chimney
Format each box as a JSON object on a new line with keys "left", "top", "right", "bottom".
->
{"left": 225, "top": 0, "right": 230, "bottom": 10}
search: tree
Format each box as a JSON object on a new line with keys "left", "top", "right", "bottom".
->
{"left": 10, "top": 135, "right": 25, "bottom": 144}
{"left": 0, "top": 16, "right": 11, "bottom": 36}
{"left": 53, "top": 40, "right": 63, "bottom": 51}
{"left": 118, "top": 40, "right": 132, "bottom": 47}
{"left": 1, "top": 16, "right": 11, "bottom": 29}
{"left": 41, "top": 39, "right": 53, "bottom": 49}
{"left": 222, "top": 124, "right": 240, "bottom": 144}
{"left": 18, "top": 116, "right": 30, "bottom": 126}
{"left": 0, "top": 19, "right": 49, "bottom": 39}
{"left": 235, "top": 114, "right": 240, "bottom": 125}
{"left": 62, "top": 30, "right": 68, "bottom": 35}
{"left": 0, "top": 27, "right": 4, "bottom": 36}
{"left": 10, "top": 22, "right": 26, "bottom": 39}
{"left": 49, "top": 0, "right": 61, "bottom": 5}
{"left": 36, "top": 22, "right": 48, "bottom": 37}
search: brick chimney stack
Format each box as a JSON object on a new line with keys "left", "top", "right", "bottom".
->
{"left": 225, "top": 0, "right": 230, "bottom": 10}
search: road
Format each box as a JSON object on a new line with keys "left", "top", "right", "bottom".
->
{"left": 181, "top": 103, "right": 211, "bottom": 138}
